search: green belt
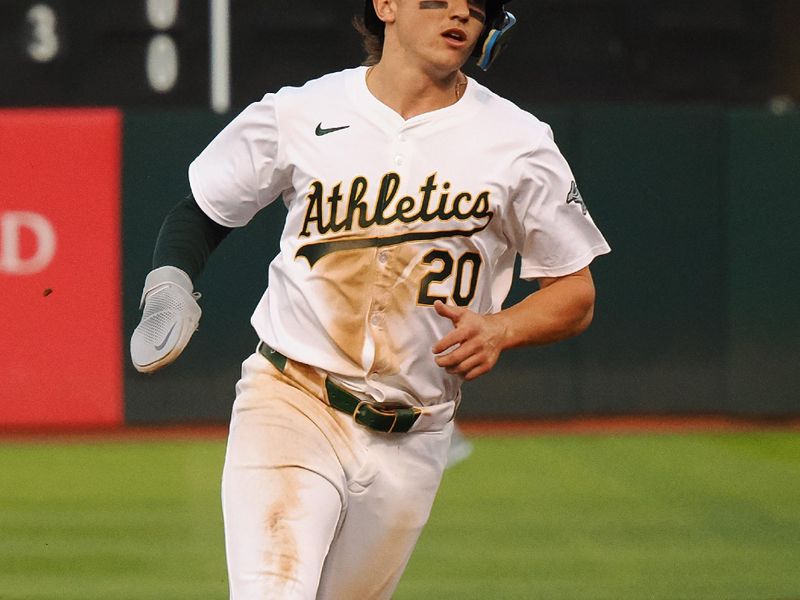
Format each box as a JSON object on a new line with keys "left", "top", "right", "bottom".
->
{"left": 257, "top": 342, "right": 421, "bottom": 434}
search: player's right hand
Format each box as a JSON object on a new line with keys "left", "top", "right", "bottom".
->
{"left": 130, "top": 266, "right": 202, "bottom": 373}
{"left": 432, "top": 300, "right": 507, "bottom": 381}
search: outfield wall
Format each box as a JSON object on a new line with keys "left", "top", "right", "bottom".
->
{"left": 0, "top": 109, "right": 124, "bottom": 428}
{"left": 2, "top": 106, "right": 798, "bottom": 427}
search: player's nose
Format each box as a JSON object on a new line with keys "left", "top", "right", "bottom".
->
{"left": 448, "top": 0, "right": 470, "bottom": 22}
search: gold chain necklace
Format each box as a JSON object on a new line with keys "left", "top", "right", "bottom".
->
{"left": 455, "top": 73, "right": 467, "bottom": 100}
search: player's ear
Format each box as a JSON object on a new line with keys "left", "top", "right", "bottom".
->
{"left": 374, "top": 0, "right": 398, "bottom": 26}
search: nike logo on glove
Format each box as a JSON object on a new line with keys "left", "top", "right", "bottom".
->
{"left": 315, "top": 123, "right": 350, "bottom": 136}
{"left": 154, "top": 323, "right": 177, "bottom": 351}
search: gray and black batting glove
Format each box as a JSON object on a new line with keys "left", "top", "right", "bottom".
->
{"left": 130, "top": 266, "right": 202, "bottom": 373}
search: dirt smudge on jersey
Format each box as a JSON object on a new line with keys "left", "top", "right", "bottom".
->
{"left": 383, "top": 243, "right": 429, "bottom": 314}
{"left": 370, "top": 243, "right": 430, "bottom": 375}
{"left": 312, "top": 247, "right": 376, "bottom": 367}
{"left": 263, "top": 468, "right": 301, "bottom": 589}
{"left": 312, "top": 241, "right": 440, "bottom": 377}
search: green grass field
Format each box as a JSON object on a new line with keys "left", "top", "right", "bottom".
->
{"left": 1, "top": 432, "right": 799, "bottom": 599}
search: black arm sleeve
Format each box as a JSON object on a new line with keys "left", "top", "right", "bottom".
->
{"left": 152, "top": 194, "right": 234, "bottom": 281}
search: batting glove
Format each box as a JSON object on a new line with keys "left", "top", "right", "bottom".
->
{"left": 130, "top": 266, "right": 202, "bottom": 373}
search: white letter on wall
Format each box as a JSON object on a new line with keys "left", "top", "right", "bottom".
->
{"left": 0, "top": 211, "right": 57, "bottom": 275}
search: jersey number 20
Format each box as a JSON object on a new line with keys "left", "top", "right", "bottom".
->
{"left": 417, "top": 249, "right": 482, "bottom": 307}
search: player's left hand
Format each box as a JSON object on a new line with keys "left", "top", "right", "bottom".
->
{"left": 130, "top": 266, "right": 202, "bottom": 374}
{"left": 432, "top": 300, "right": 508, "bottom": 381}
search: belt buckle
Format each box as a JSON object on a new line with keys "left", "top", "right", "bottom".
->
{"left": 353, "top": 401, "right": 422, "bottom": 433}
{"left": 353, "top": 400, "right": 398, "bottom": 432}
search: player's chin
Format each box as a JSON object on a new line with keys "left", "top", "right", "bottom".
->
{"left": 433, "top": 41, "right": 474, "bottom": 69}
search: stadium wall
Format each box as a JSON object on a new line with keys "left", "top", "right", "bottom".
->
{"left": 1, "top": 106, "right": 797, "bottom": 427}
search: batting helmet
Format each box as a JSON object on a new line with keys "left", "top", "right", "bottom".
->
{"left": 363, "top": 0, "right": 516, "bottom": 71}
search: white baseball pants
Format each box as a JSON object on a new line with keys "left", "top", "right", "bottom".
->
{"left": 221, "top": 351, "right": 453, "bottom": 599}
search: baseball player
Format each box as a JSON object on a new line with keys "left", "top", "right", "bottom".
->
{"left": 131, "top": 0, "right": 610, "bottom": 597}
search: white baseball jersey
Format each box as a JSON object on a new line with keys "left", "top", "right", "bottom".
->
{"left": 189, "top": 66, "right": 610, "bottom": 409}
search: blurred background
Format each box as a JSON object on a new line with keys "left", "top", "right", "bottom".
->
{"left": 0, "top": 0, "right": 798, "bottom": 427}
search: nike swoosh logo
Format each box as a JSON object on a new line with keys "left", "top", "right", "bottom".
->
{"left": 155, "top": 323, "right": 177, "bottom": 351}
{"left": 315, "top": 123, "right": 350, "bottom": 136}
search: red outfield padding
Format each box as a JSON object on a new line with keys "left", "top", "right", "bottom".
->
{"left": 0, "top": 109, "right": 123, "bottom": 427}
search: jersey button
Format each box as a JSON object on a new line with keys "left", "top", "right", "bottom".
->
{"left": 378, "top": 251, "right": 388, "bottom": 264}
{"left": 394, "top": 155, "right": 404, "bottom": 166}
{"left": 370, "top": 314, "right": 381, "bottom": 326}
